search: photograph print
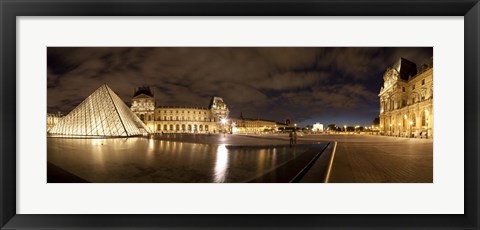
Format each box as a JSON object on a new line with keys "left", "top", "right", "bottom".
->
{"left": 47, "top": 47, "right": 433, "bottom": 183}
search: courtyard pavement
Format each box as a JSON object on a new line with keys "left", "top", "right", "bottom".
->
{"left": 151, "top": 133, "right": 433, "bottom": 183}
{"left": 297, "top": 134, "right": 433, "bottom": 183}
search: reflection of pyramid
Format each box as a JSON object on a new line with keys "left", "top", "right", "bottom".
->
{"left": 49, "top": 84, "right": 150, "bottom": 137}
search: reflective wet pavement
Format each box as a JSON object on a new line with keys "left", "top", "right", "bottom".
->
{"left": 47, "top": 137, "right": 312, "bottom": 183}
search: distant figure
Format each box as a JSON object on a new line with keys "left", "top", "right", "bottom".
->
{"left": 420, "top": 131, "right": 423, "bottom": 139}
{"left": 293, "top": 131, "right": 298, "bottom": 145}
{"left": 289, "top": 132, "right": 294, "bottom": 146}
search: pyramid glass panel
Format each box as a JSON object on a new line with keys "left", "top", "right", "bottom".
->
{"left": 49, "top": 84, "right": 150, "bottom": 137}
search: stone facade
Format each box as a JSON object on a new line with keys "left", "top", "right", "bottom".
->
{"left": 152, "top": 106, "right": 221, "bottom": 133}
{"left": 47, "top": 112, "right": 63, "bottom": 131}
{"left": 230, "top": 117, "right": 278, "bottom": 134}
{"left": 130, "top": 86, "right": 155, "bottom": 123}
{"left": 312, "top": 122, "right": 324, "bottom": 132}
{"left": 379, "top": 57, "right": 433, "bottom": 138}
{"left": 131, "top": 88, "right": 229, "bottom": 134}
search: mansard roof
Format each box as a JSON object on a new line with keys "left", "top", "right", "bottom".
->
{"left": 393, "top": 57, "right": 418, "bottom": 81}
{"left": 133, "top": 86, "right": 154, "bottom": 98}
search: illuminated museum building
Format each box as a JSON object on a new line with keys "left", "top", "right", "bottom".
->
{"left": 312, "top": 122, "right": 324, "bottom": 132}
{"left": 46, "top": 112, "right": 63, "bottom": 131}
{"left": 230, "top": 113, "right": 282, "bottom": 134}
{"left": 131, "top": 87, "right": 230, "bottom": 134}
{"left": 48, "top": 84, "right": 149, "bottom": 137}
{"left": 379, "top": 57, "right": 433, "bottom": 138}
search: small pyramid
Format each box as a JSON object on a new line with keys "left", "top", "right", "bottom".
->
{"left": 49, "top": 84, "right": 150, "bottom": 137}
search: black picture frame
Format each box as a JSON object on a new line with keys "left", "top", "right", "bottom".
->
{"left": 1, "top": 0, "right": 479, "bottom": 229}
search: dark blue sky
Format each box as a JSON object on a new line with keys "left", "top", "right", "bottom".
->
{"left": 47, "top": 47, "right": 432, "bottom": 127}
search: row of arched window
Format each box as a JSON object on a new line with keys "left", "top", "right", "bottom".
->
{"left": 156, "top": 124, "right": 210, "bottom": 132}
{"left": 158, "top": 116, "right": 213, "bottom": 122}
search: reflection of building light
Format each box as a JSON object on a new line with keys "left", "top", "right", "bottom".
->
{"left": 92, "top": 139, "right": 103, "bottom": 146}
{"left": 214, "top": 144, "right": 229, "bottom": 183}
{"left": 149, "top": 138, "right": 154, "bottom": 151}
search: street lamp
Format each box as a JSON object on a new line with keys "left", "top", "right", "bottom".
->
{"left": 344, "top": 125, "right": 347, "bottom": 134}
{"left": 425, "top": 109, "right": 430, "bottom": 139}
{"left": 220, "top": 118, "right": 228, "bottom": 135}
{"left": 398, "top": 122, "right": 401, "bottom": 137}
{"left": 409, "top": 121, "right": 414, "bottom": 138}
{"left": 426, "top": 119, "right": 429, "bottom": 139}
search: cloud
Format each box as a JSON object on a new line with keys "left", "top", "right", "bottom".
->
{"left": 47, "top": 47, "right": 433, "bottom": 125}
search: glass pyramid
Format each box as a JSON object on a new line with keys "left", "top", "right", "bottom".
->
{"left": 49, "top": 84, "right": 150, "bottom": 137}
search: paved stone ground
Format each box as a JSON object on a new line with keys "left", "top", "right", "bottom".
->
{"left": 148, "top": 133, "right": 433, "bottom": 183}
{"left": 307, "top": 134, "right": 433, "bottom": 183}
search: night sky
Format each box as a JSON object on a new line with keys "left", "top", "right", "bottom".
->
{"left": 47, "top": 47, "right": 432, "bottom": 127}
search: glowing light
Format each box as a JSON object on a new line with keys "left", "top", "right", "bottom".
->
{"left": 92, "top": 139, "right": 103, "bottom": 146}
{"left": 214, "top": 144, "right": 229, "bottom": 183}
{"left": 220, "top": 118, "right": 228, "bottom": 125}
{"left": 48, "top": 84, "right": 149, "bottom": 137}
